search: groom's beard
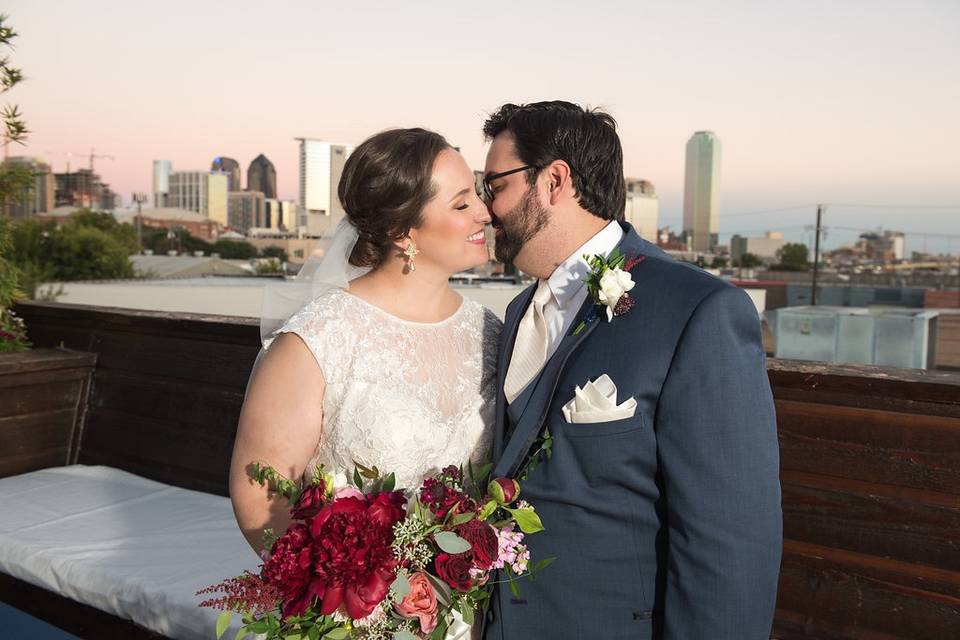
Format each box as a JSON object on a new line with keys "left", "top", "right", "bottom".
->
{"left": 494, "top": 187, "right": 550, "bottom": 265}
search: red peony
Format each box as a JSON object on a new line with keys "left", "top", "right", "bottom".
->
{"left": 291, "top": 483, "right": 327, "bottom": 520}
{"left": 367, "top": 491, "right": 406, "bottom": 526}
{"left": 456, "top": 520, "right": 498, "bottom": 570}
{"left": 434, "top": 552, "right": 474, "bottom": 592}
{"left": 309, "top": 494, "right": 406, "bottom": 619}
{"left": 261, "top": 523, "right": 324, "bottom": 618}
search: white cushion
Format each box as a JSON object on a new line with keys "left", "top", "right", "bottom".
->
{"left": 0, "top": 465, "right": 260, "bottom": 640}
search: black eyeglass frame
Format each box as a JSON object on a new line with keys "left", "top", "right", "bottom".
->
{"left": 482, "top": 165, "right": 539, "bottom": 202}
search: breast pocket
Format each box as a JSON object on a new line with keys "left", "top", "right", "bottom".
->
{"left": 562, "top": 412, "right": 645, "bottom": 438}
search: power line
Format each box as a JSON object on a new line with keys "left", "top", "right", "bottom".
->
{"left": 829, "top": 203, "right": 960, "bottom": 210}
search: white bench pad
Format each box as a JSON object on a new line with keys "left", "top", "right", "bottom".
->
{"left": 0, "top": 465, "right": 260, "bottom": 639}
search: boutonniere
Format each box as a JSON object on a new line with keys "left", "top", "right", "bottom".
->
{"left": 572, "top": 249, "right": 646, "bottom": 335}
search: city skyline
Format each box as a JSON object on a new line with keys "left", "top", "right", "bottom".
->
{"left": 5, "top": 1, "right": 958, "bottom": 254}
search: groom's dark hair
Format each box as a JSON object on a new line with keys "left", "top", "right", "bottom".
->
{"left": 483, "top": 101, "right": 625, "bottom": 221}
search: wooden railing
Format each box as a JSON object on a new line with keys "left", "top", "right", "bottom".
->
{"left": 10, "top": 300, "right": 960, "bottom": 639}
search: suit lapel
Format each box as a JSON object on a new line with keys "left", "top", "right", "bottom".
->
{"left": 493, "top": 284, "right": 536, "bottom": 459}
{"left": 493, "top": 294, "right": 599, "bottom": 478}
{"left": 492, "top": 222, "right": 660, "bottom": 478}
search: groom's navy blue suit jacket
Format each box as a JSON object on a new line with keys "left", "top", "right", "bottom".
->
{"left": 483, "top": 223, "right": 782, "bottom": 640}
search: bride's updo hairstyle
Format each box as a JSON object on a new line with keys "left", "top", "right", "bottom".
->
{"left": 338, "top": 128, "right": 451, "bottom": 268}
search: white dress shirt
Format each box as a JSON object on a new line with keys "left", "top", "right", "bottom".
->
{"left": 538, "top": 221, "right": 623, "bottom": 362}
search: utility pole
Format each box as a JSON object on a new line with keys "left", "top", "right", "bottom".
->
{"left": 132, "top": 192, "right": 147, "bottom": 253}
{"left": 811, "top": 204, "right": 824, "bottom": 306}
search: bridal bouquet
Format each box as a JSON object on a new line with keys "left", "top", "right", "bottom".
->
{"left": 199, "top": 462, "right": 550, "bottom": 640}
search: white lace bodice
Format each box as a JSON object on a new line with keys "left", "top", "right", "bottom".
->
{"left": 269, "top": 287, "right": 501, "bottom": 490}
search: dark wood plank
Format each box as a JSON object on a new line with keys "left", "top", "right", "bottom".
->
{"left": 0, "top": 449, "right": 70, "bottom": 478}
{"left": 777, "top": 400, "right": 960, "bottom": 493}
{"left": 0, "top": 378, "right": 86, "bottom": 418}
{"left": 87, "top": 330, "right": 258, "bottom": 389}
{"left": 79, "top": 407, "right": 236, "bottom": 495}
{"left": 0, "top": 348, "right": 96, "bottom": 375}
{"left": 0, "top": 571, "right": 168, "bottom": 639}
{"left": 782, "top": 470, "right": 960, "bottom": 571}
{"left": 775, "top": 539, "right": 960, "bottom": 640}
{"left": 90, "top": 369, "right": 245, "bottom": 430}
{"left": 767, "top": 359, "right": 960, "bottom": 416}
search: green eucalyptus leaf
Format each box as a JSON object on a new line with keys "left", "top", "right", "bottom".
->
{"left": 323, "top": 629, "right": 349, "bottom": 640}
{"left": 478, "top": 500, "right": 498, "bottom": 521}
{"left": 216, "top": 610, "right": 232, "bottom": 639}
{"left": 506, "top": 507, "right": 545, "bottom": 534}
{"left": 450, "top": 511, "right": 476, "bottom": 526}
{"left": 394, "top": 631, "right": 418, "bottom": 640}
{"left": 234, "top": 626, "right": 250, "bottom": 640}
{"left": 434, "top": 531, "right": 472, "bottom": 554}
{"left": 390, "top": 570, "right": 411, "bottom": 602}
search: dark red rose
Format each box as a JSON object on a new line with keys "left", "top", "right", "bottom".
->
{"left": 261, "top": 523, "right": 322, "bottom": 618}
{"left": 291, "top": 483, "right": 326, "bottom": 520}
{"left": 456, "top": 520, "right": 498, "bottom": 570}
{"left": 435, "top": 552, "right": 474, "bottom": 592}
{"left": 367, "top": 491, "right": 406, "bottom": 527}
{"left": 420, "top": 478, "right": 468, "bottom": 518}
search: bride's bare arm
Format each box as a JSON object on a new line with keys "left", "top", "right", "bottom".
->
{"left": 230, "top": 333, "right": 326, "bottom": 555}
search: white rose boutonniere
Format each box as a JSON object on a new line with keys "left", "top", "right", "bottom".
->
{"left": 572, "top": 249, "right": 647, "bottom": 335}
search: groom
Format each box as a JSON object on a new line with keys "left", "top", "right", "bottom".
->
{"left": 481, "top": 101, "right": 782, "bottom": 639}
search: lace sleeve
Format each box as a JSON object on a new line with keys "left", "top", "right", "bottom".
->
{"left": 264, "top": 298, "right": 339, "bottom": 378}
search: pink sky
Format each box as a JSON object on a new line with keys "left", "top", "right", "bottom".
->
{"left": 6, "top": 1, "right": 959, "bottom": 252}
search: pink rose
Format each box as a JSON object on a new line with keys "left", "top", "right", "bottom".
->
{"left": 334, "top": 485, "right": 364, "bottom": 501}
{"left": 394, "top": 571, "right": 438, "bottom": 633}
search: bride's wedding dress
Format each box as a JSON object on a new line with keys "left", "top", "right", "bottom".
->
{"left": 266, "top": 287, "right": 501, "bottom": 638}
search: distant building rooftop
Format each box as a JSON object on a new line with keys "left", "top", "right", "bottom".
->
{"left": 131, "top": 255, "right": 252, "bottom": 278}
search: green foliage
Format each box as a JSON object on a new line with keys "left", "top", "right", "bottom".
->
{"left": 255, "top": 258, "right": 283, "bottom": 275}
{"left": 0, "top": 14, "right": 34, "bottom": 216}
{"left": 735, "top": 252, "right": 763, "bottom": 269}
{"left": 774, "top": 242, "right": 810, "bottom": 272}
{"left": 711, "top": 256, "right": 729, "bottom": 268}
{"left": 0, "top": 162, "right": 37, "bottom": 211}
{"left": 0, "top": 216, "right": 29, "bottom": 350}
{"left": 214, "top": 239, "right": 258, "bottom": 260}
{"left": 8, "top": 217, "right": 134, "bottom": 296}
{"left": 69, "top": 209, "right": 139, "bottom": 253}
{"left": 0, "top": 14, "right": 27, "bottom": 149}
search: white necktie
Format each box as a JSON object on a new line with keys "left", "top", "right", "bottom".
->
{"left": 504, "top": 281, "right": 553, "bottom": 404}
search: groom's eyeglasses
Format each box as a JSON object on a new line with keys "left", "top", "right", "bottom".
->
{"left": 482, "top": 165, "right": 538, "bottom": 202}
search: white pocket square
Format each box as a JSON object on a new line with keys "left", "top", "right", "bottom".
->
{"left": 562, "top": 374, "right": 637, "bottom": 424}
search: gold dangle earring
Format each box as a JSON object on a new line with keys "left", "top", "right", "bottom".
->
{"left": 403, "top": 242, "right": 419, "bottom": 273}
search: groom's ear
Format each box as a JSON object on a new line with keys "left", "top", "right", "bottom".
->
{"left": 545, "top": 160, "right": 573, "bottom": 206}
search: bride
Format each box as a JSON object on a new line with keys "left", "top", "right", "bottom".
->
{"left": 229, "top": 128, "right": 500, "bottom": 636}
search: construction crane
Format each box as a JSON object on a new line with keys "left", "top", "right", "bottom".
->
{"left": 88, "top": 148, "right": 114, "bottom": 173}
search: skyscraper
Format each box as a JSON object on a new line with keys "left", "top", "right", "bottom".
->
{"left": 247, "top": 154, "right": 277, "bottom": 199}
{"left": 682, "top": 131, "right": 721, "bottom": 253}
{"left": 623, "top": 178, "right": 659, "bottom": 242}
{"left": 153, "top": 160, "right": 172, "bottom": 207}
{"left": 211, "top": 156, "right": 242, "bottom": 192}
{"left": 296, "top": 139, "right": 354, "bottom": 236}
{"left": 168, "top": 171, "right": 229, "bottom": 226}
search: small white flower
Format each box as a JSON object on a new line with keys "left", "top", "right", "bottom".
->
{"left": 596, "top": 267, "right": 635, "bottom": 321}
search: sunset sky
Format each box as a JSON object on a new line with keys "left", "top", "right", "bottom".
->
{"left": 6, "top": 1, "right": 959, "bottom": 253}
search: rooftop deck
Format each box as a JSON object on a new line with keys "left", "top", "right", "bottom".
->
{"left": 3, "top": 300, "right": 960, "bottom": 639}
